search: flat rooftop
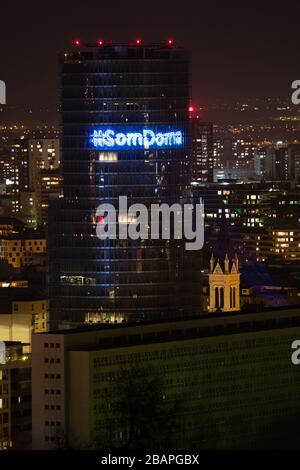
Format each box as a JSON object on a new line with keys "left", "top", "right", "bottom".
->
{"left": 33, "top": 305, "right": 300, "bottom": 353}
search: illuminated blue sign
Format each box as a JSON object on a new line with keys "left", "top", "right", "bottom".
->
{"left": 90, "top": 127, "right": 184, "bottom": 150}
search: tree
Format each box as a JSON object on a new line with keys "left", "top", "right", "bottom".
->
{"left": 95, "top": 366, "right": 182, "bottom": 449}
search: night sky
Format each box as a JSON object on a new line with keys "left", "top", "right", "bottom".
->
{"left": 1, "top": 0, "right": 300, "bottom": 120}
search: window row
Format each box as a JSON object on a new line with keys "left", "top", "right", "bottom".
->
{"left": 44, "top": 404, "right": 61, "bottom": 410}
{"left": 44, "top": 374, "right": 61, "bottom": 379}
{"left": 45, "top": 421, "right": 61, "bottom": 427}
{"left": 44, "top": 358, "right": 61, "bottom": 364}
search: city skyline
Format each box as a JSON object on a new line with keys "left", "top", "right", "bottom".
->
{"left": 1, "top": 3, "right": 300, "bottom": 454}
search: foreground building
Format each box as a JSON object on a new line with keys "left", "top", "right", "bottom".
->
{"left": 32, "top": 305, "right": 300, "bottom": 449}
{"left": 49, "top": 41, "right": 200, "bottom": 327}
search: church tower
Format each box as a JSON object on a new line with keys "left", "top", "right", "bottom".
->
{"left": 208, "top": 253, "right": 240, "bottom": 312}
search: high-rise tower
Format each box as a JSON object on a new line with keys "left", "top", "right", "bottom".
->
{"left": 49, "top": 41, "right": 201, "bottom": 327}
{"left": 191, "top": 118, "right": 214, "bottom": 182}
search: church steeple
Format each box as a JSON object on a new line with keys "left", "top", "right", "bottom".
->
{"left": 208, "top": 253, "right": 240, "bottom": 313}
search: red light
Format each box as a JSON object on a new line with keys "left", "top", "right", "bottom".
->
{"left": 188, "top": 106, "right": 195, "bottom": 113}
{"left": 74, "top": 39, "right": 80, "bottom": 46}
{"left": 136, "top": 38, "right": 142, "bottom": 45}
{"left": 97, "top": 40, "right": 104, "bottom": 46}
{"left": 168, "top": 38, "right": 173, "bottom": 45}
{"left": 97, "top": 215, "right": 105, "bottom": 225}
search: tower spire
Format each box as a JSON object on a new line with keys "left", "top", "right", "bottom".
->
{"left": 224, "top": 253, "right": 229, "bottom": 273}
{"left": 234, "top": 253, "right": 239, "bottom": 273}
{"left": 210, "top": 253, "right": 215, "bottom": 273}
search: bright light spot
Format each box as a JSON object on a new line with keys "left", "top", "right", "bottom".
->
{"left": 97, "top": 215, "right": 105, "bottom": 225}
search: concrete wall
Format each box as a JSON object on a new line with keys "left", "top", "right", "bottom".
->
{"left": 68, "top": 351, "right": 90, "bottom": 448}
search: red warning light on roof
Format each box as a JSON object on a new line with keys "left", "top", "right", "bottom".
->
{"left": 188, "top": 106, "right": 195, "bottom": 113}
{"left": 74, "top": 39, "right": 80, "bottom": 46}
{"left": 136, "top": 38, "right": 142, "bottom": 45}
{"left": 168, "top": 38, "right": 174, "bottom": 45}
{"left": 97, "top": 40, "right": 104, "bottom": 46}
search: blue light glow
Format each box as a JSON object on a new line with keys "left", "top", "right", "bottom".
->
{"left": 90, "top": 127, "right": 184, "bottom": 150}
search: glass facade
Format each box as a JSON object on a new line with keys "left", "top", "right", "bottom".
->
{"left": 49, "top": 43, "right": 201, "bottom": 327}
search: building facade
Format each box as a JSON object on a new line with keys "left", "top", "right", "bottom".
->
{"left": 49, "top": 42, "right": 200, "bottom": 327}
{"left": 191, "top": 119, "right": 214, "bottom": 182}
{"left": 0, "top": 342, "right": 31, "bottom": 449}
{"left": 0, "top": 137, "right": 60, "bottom": 227}
{"left": 0, "top": 237, "right": 46, "bottom": 269}
{"left": 32, "top": 306, "right": 300, "bottom": 449}
{"left": 0, "top": 293, "right": 49, "bottom": 345}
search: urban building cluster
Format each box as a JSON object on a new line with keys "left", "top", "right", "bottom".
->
{"left": 0, "top": 41, "right": 299, "bottom": 450}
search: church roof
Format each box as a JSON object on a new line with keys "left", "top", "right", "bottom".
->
{"left": 211, "top": 253, "right": 239, "bottom": 275}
